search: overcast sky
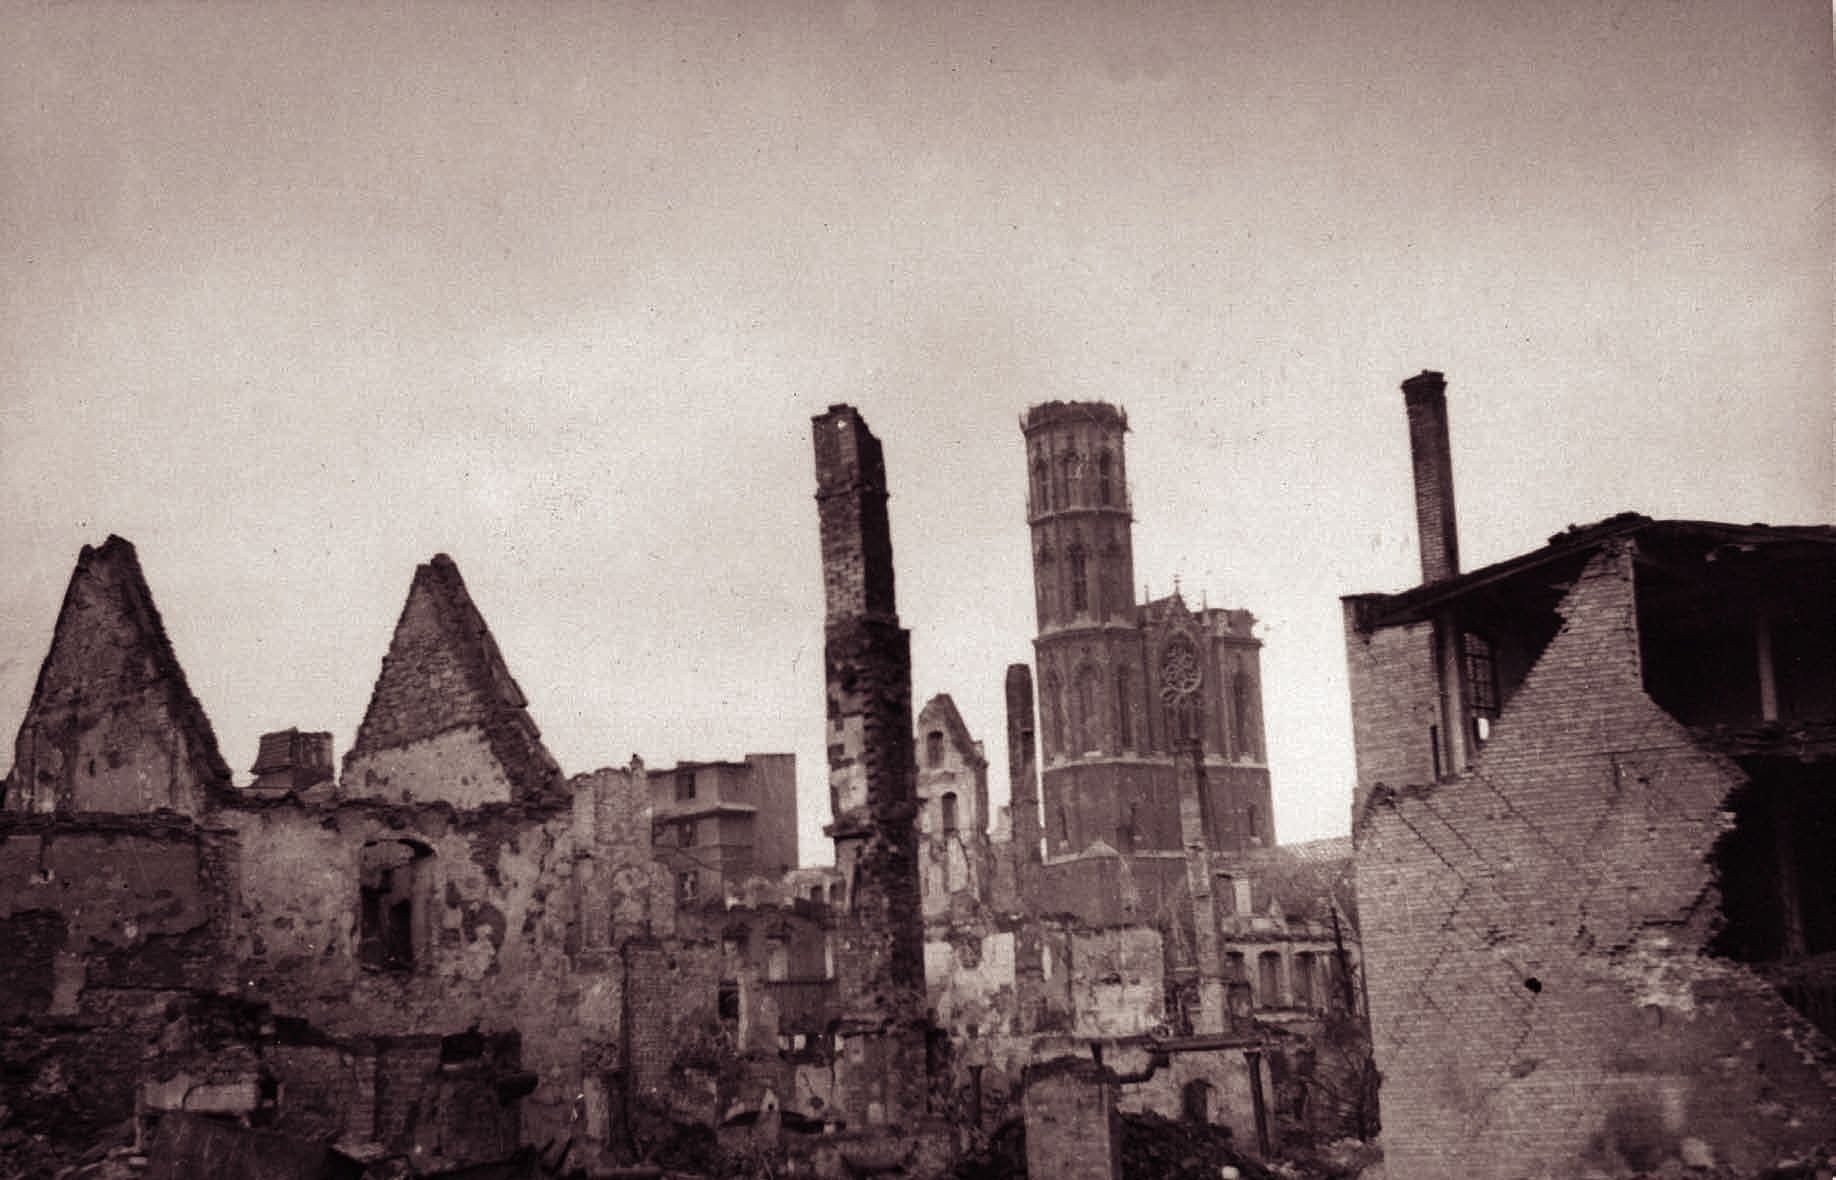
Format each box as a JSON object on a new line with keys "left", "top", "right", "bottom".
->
{"left": 2, "top": 0, "right": 1829, "bottom": 857}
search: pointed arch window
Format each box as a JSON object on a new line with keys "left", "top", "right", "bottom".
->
{"left": 1075, "top": 665, "right": 1101, "bottom": 754}
{"left": 1097, "top": 451, "right": 1114, "bottom": 505}
{"left": 1033, "top": 457, "right": 1050, "bottom": 513}
{"left": 1042, "top": 672, "right": 1065, "bottom": 758}
{"left": 1232, "top": 670, "right": 1256, "bottom": 759}
{"left": 1068, "top": 543, "right": 1089, "bottom": 614}
{"left": 1115, "top": 665, "right": 1134, "bottom": 750}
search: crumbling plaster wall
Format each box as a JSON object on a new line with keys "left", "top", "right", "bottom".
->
{"left": 220, "top": 774, "right": 657, "bottom": 1153}
{"left": 1070, "top": 926, "right": 1165, "bottom": 1039}
{"left": 925, "top": 929, "right": 1017, "bottom": 1035}
{"left": 1357, "top": 543, "right": 1836, "bottom": 1179}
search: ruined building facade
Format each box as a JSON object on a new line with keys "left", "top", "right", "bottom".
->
{"left": 1346, "top": 371, "right": 1836, "bottom": 1179}
{"left": 1, "top": 401, "right": 1371, "bottom": 1178}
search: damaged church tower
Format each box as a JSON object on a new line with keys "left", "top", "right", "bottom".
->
{"left": 811, "top": 404, "right": 929, "bottom": 1130}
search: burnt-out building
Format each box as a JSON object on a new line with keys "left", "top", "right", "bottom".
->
{"left": 0, "top": 537, "right": 689, "bottom": 1174}
{"left": 1346, "top": 370, "right": 1836, "bottom": 1178}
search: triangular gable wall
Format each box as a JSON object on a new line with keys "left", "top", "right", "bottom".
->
{"left": 3, "top": 536, "right": 230, "bottom": 816}
{"left": 342, "top": 555, "right": 560, "bottom": 807}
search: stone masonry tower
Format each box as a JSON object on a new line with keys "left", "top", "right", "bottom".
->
{"left": 1025, "top": 402, "right": 1138, "bottom": 653}
{"left": 811, "top": 404, "right": 927, "bottom": 1129}
{"left": 1022, "top": 402, "right": 1276, "bottom": 879}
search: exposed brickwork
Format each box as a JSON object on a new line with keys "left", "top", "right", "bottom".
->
{"left": 1356, "top": 542, "right": 1836, "bottom": 1178}
{"left": 1005, "top": 663, "right": 1042, "bottom": 874}
{"left": 1340, "top": 600, "right": 1438, "bottom": 826}
{"left": 3, "top": 535, "right": 230, "bottom": 816}
{"left": 811, "top": 405, "right": 928, "bottom": 1130}
{"left": 343, "top": 554, "right": 561, "bottom": 806}
{"left": 1401, "top": 370, "right": 1459, "bottom": 583}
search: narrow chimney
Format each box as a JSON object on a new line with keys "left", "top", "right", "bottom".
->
{"left": 1402, "top": 370, "right": 1460, "bottom": 584}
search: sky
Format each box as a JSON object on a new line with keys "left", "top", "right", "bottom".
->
{"left": 1, "top": 0, "right": 1829, "bottom": 859}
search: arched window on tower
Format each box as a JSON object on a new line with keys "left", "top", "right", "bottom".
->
{"left": 1052, "top": 451, "right": 1071, "bottom": 509}
{"left": 1075, "top": 665, "right": 1100, "bottom": 754}
{"left": 1043, "top": 672, "right": 1064, "bottom": 758}
{"left": 1115, "top": 665, "right": 1133, "bottom": 750}
{"left": 1068, "top": 543, "right": 1089, "bottom": 615}
{"left": 1232, "top": 670, "right": 1256, "bottom": 760}
{"left": 1097, "top": 451, "right": 1114, "bottom": 505}
{"left": 1033, "top": 457, "right": 1050, "bottom": 513}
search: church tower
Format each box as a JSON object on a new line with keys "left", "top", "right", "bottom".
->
{"left": 1022, "top": 402, "right": 1276, "bottom": 873}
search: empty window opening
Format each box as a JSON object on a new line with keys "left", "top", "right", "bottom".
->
{"left": 360, "top": 839, "right": 432, "bottom": 973}
{"left": 679, "top": 820, "right": 698, "bottom": 848}
{"left": 926, "top": 729, "right": 945, "bottom": 767}
{"left": 1181, "top": 1079, "right": 1214, "bottom": 1124}
{"left": 941, "top": 792, "right": 959, "bottom": 834}
{"left": 675, "top": 768, "right": 696, "bottom": 802}
{"left": 1097, "top": 451, "right": 1114, "bottom": 506}
{"left": 677, "top": 871, "right": 700, "bottom": 905}
{"left": 1032, "top": 457, "right": 1050, "bottom": 513}
{"left": 1712, "top": 763, "right": 1836, "bottom": 1038}
{"left": 1293, "top": 952, "right": 1316, "bottom": 1008}
{"left": 1258, "top": 951, "right": 1283, "bottom": 1007}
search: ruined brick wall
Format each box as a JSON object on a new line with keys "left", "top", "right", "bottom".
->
{"left": 623, "top": 937, "right": 723, "bottom": 1123}
{"left": 1341, "top": 598, "right": 1438, "bottom": 825}
{"left": 0, "top": 814, "right": 235, "bottom": 1151}
{"left": 4, "top": 536, "right": 230, "bottom": 816}
{"left": 342, "top": 554, "right": 561, "bottom": 807}
{"left": 1356, "top": 542, "right": 1836, "bottom": 1179}
{"left": 811, "top": 405, "right": 927, "bottom": 1129}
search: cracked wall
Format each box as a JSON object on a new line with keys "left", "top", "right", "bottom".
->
{"left": 1356, "top": 542, "right": 1836, "bottom": 1179}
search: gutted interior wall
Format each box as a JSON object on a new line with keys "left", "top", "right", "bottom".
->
{"left": 1356, "top": 542, "right": 1836, "bottom": 1179}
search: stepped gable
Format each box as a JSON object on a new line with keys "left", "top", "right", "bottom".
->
{"left": 344, "top": 554, "right": 561, "bottom": 804}
{"left": 4, "top": 535, "right": 231, "bottom": 815}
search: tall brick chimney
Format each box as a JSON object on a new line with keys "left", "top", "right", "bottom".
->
{"left": 810, "top": 404, "right": 927, "bottom": 1130}
{"left": 1005, "top": 663, "right": 1041, "bottom": 870}
{"left": 1402, "top": 370, "right": 1460, "bottom": 584}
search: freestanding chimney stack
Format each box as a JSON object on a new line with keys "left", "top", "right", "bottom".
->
{"left": 1402, "top": 370, "right": 1460, "bottom": 584}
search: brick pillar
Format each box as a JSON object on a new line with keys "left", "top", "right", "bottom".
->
{"left": 1175, "top": 743, "right": 1227, "bottom": 1033}
{"left": 811, "top": 405, "right": 927, "bottom": 1129}
{"left": 1023, "top": 1057, "right": 1121, "bottom": 1180}
{"left": 1005, "top": 664, "right": 1042, "bottom": 875}
{"left": 1006, "top": 662, "right": 1049, "bottom": 1031}
{"left": 1402, "top": 370, "right": 1460, "bottom": 585}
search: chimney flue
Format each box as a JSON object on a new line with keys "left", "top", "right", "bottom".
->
{"left": 1402, "top": 370, "right": 1460, "bottom": 584}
